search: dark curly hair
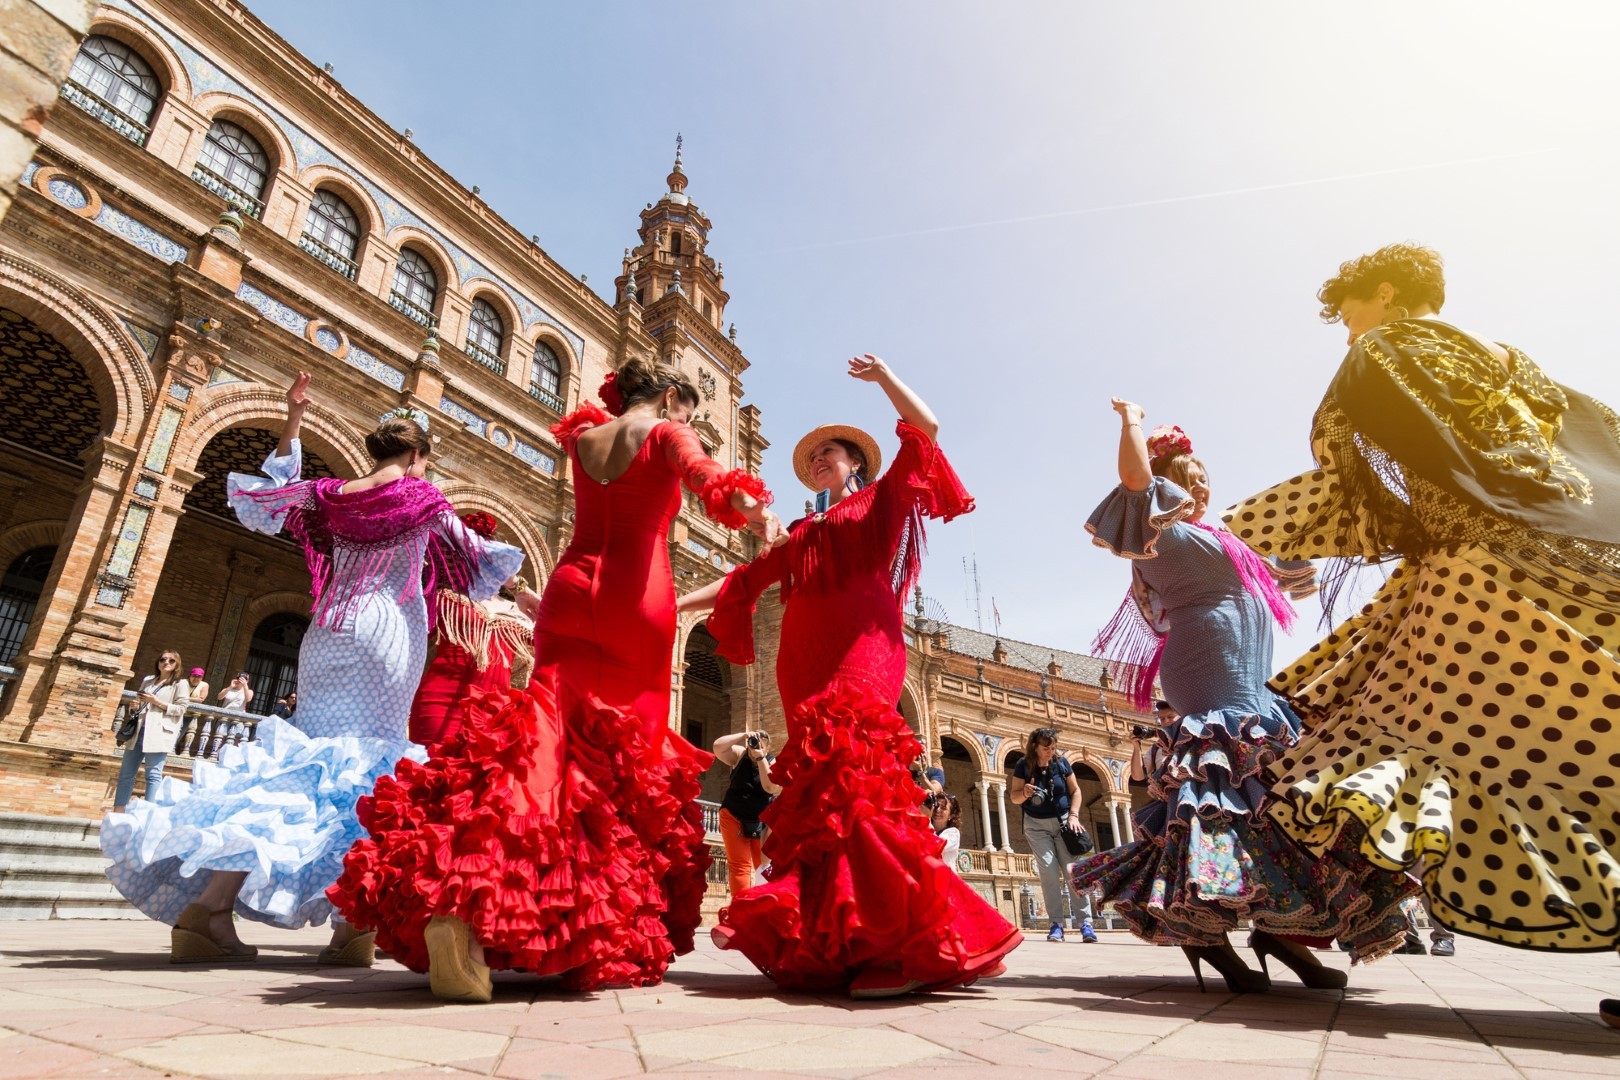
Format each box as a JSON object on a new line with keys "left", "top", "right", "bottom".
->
{"left": 1316, "top": 242, "right": 1446, "bottom": 323}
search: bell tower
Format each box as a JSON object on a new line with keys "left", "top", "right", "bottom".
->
{"left": 615, "top": 134, "right": 730, "bottom": 331}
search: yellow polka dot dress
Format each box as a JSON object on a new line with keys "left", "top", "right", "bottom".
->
{"left": 1227, "top": 319, "right": 1620, "bottom": 953}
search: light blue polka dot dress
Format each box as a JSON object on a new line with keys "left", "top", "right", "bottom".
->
{"left": 100, "top": 442, "right": 524, "bottom": 929}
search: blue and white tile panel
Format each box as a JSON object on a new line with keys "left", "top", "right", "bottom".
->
{"left": 235, "top": 283, "right": 405, "bottom": 391}
{"left": 110, "top": 0, "right": 585, "bottom": 358}
{"left": 33, "top": 163, "right": 191, "bottom": 264}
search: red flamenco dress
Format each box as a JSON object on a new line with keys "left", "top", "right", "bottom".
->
{"left": 408, "top": 590, "right": 535, "bottom": 747}
{"left": 707, "top": 421, "right": 1022, "bottom": 991}
{"left": 331, "top": 405, "right": 769, "bottom": 988}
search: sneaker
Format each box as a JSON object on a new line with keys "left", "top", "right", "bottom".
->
{"left": 1430, "top": 937, "right": 1455, "bottom": 957}
{"left": 1080, "top": 921, "right": 1098, "bottom": 943}
{"left": 1046, "top": 924, "right": 1065, "bottom": 943}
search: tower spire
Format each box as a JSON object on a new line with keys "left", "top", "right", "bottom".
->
{"left": 667, "top": 132, "right": 688, "bottom": 195}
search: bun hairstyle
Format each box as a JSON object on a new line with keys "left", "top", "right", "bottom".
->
{"left": 1317, "top": 242, "right": 1446, "bottom": 323}
{"left": 365, "top": 417, "right": 432, "bottom": 463}
{"left": 601, "top": 358, "right": 699, "bottom": 416}
{"left": 1146, "top": 424, "right": 1205, "bottom": 491}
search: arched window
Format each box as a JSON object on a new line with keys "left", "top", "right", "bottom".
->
{"left": 63, "top": 35, "right": 159, "bottom": 145}
{"left": 528, "top": 341, "right": 562, "bottom": 410}
{"left": 465, "top": 298, "right": 505, "bottom": 375}
{"left": 243, "top": 612, "right": 307, "bottom": 715}
{"left": 300, "top": 189, "right": 360, "bottom": 279}
{"left": 193, "top": 119, "right": 269, "bottom": 218}
{"left": 389, "top": 248, "right": 438, "bottom": 327}
{"left": 0, "top": 547, "right": 54, "bottom": 665}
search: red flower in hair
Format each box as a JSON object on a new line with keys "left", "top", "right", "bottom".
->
{"left": 1147, "top": 425, "right": 1193, "bottom": 463}
{"left": 459, "top": 511, "right": 499, "bottom": 538}
{"left": 598, "top": 372, "right": 625, "bottom": 416}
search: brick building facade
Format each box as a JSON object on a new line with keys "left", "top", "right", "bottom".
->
{"left": 0, "top": 0, "right": 1154, "bottom": 924}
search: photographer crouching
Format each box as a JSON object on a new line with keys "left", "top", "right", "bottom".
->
{"left": 713, "top": 729, "right": 781, "bottom": 899}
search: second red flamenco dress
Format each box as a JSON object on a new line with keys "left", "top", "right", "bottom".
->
{"left": 707, "top": 420, "right": 1022, "bottom": 992}
{"left": 331, "top": 404, "right": 769, "bottom": 989}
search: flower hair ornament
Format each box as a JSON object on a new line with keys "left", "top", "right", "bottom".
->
{"left": 1146, "top": 424, "right": 1193, "bottom": 463}
{"left": 598, "top": 372, "right": 626, "bottom": 416}
{"left": 379, "top": 405, "right": 432, "bottom": 431}
{"left": 459, "top": 510, "right": 499, "bottom": 538}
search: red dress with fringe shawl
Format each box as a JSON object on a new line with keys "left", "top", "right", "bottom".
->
{"left": 706, "top": 420, "right": 1022, "bottom": 991}
{"left": 408, "top": 592, "right": 536, "bottom": 747}
{"left": 331, "top": 406, "right": 770, "bottom": 989}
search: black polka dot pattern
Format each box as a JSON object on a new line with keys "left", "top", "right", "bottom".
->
{"left": 1260, "top": 544, "right": 1620, "bottom": 952}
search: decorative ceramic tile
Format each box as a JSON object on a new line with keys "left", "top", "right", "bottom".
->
{"left": 685, "top": 538, "right": 710, "bottom": 558}
{"left": 235, "top": 282, "right": 309, "bottom": 335}
{"left": 21, "top": 162, "right": 38, "bottom": 185}
{"left": 513, "top": 438, "right": 557, "bottom": 475}
{"left": 95, "top": 585, "right": 127, "bottom": 607}
{"left": 120, "top": 319, "right": 160, "bottom": 360}
{"left": 93, "top": 205, "right": 188, "bottom": 263}
{"left": 167, "top": 383, "right": 192, "bottom": 401}
{"left": 106, "top": 502, "right": 151, "bottom": 578}
{"left": 142, "top": 405, "right": 183, "bottom": 472}
{"left": 437, "top": 397, "right": 486, "bottom": 435}
{"left": 489, "top": 428, "right": 510, "bottom": 449}
{"left": 108, "top": 0, "right": 585, "bottom": 356}
{"left": 343, "top": 345, "right": 405, "bottom": 390}
{"left": 47, "top": 178, "right": 89, "bottom": 210}
{"left": 313, "top": 326, "right": 341, "bottom": 352}
{"left": 207, "top": 367, "right": 247, "bottom": 386}
{"left": 133, "top": 477, "right": 160, "bottom": 499}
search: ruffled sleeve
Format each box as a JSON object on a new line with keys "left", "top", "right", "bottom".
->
{"left": 226, "top": 439, "right": 310, "bottom": 536}
{"left": 883, "top": 420, "right": 975, "bottom": 522}
{"left": 427, "top": 512, "right": 526, "bottom": 604}
{"left": 1085, "top": 477, "right": 1197, "bottom": 560}
{"left": 659, "top": 422, "right": 773, "bottom": 530}
{"left": 549, "top": 403, "right": 611, "bottom": 450}
{"left": 705, "top": 542, "right": 790, "bottom": 665}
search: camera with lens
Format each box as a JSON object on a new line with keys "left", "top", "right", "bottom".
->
{"left": 1131, "top": 725, "right": 1158, "bottom": 741}
{"left": 746, "top": 732, "right": 761, "bottom": 750}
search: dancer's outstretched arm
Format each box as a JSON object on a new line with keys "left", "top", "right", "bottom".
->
{"left": 277, "top": 371, "right": 311, "bottom": 459}
{"left": 1111, "top": 398, "right": 1151, "bottom": 492}
{"left": 849, "top": 355, "right": 938, "bottom": 441}
{"left": 676, "top": 578, "right": 723, "bottom": 617}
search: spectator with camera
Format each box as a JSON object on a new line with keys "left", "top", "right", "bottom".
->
{"left": 931, "top": 793, "right": 964, "bottom": 875}
{"left": 713, "top": 729, "right": 781, "bottom": 899}
{"left": 1011, "top": 727, "right": 1097, "bottom": 942}
{"left": 113, "top": 650, "right": 191, "bottom": 812}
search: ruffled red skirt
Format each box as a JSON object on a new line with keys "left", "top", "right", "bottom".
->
{"left": 408, "top": 642, "right": 511, "bottom": 746}
{"left": 717, "top": 681, "right": 1021, "bottom": 990}
{"left": 329, "top": 681, "right": 711, "bottom": 989}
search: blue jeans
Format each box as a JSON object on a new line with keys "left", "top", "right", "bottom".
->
{"left": 114, "top": 743, "right": 166, "bottom": 807}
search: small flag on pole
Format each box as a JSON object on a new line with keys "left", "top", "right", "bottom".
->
{"left": 992, "top": 598, "right": 1002, "bottom": 634}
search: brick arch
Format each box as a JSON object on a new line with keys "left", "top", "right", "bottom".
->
{"left": 384, "top": 227, "right": 455, "bottom": 293}
{"left": 84, "top": 11, "right": 193, "bottom": 101}
{"left": 190, "top": 92, "right": 295, "bottom": 178}
{"left": 0, "top": 254, "right": 151, "bottom": 444}
{"left": 434, "top": 484, "right": 552, "bottom": 588}
{"left": 225, "top": 590, "right": 313, "bottom": 679}
{"left": 0, "top": 520, "right": 67, "bottom": 575}
{"left": 176, "top": 385, "right": 370, "bottom": 480}
{"left": 462, "top": 281, "right": 519, "bottom": 339}
{"left": 937, "top": 723, "right": 990, "bottom": 774}
{"left": 297, "top": 165, "right": 384, "bottom": 240}
{"left": 529, "top": 326, "right": 577, "bottom": 384}
{"left": 1069, "top": 750, "right": 1118, "bottom": 795}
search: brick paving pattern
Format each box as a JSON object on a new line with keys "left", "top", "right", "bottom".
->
{"left": 0, "top": 922, "right": 1615, "bottom": 1078}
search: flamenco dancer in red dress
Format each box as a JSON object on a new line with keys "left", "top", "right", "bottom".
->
{"left": 409, "top": 512, "right": 540, "bottom": 747}
{"left": 332, "top": 360, "right": 780, "bottom": 1001}
{"left": 680, "top": 355, "right": 1022, "bottom": 998}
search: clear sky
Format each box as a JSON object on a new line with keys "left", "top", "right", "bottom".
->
{"left": 250, "top": 0, "right": 1620, "bottom": 662}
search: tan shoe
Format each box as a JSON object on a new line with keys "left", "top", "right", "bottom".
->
{"left": 171, "top": 903, "right": 257, "bottom": 964}
{"left": 317, "top": 929, "right": 377, "bottom": 967}
{"left": 424, "top": 915, "right": 492, "bottom": 1003}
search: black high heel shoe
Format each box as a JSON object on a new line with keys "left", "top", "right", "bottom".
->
{"left": 1249, "top": 930, "right": 1349, "bottom": 990}
{"left": 1182, "top": 944, "right": 1271, "bottom": 993}
{"left": 1599, "top": 999, "right": 1620, "bottom": 1030}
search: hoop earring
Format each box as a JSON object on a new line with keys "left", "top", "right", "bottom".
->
{"left": 658, "top": 407, "right": 668, "bottom": 420}
{"left": 845, "top": 473, "right": 865, "bottom": 494}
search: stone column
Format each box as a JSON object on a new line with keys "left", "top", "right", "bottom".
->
{"left": 977, "top": 782, "right": 994, "bottom": 852}
{"left": 995, "top": 780, "right": 1015, "bottom": 853}
{"left": 1108, "top": 800, "right": 1124, "bottom": 849}
{"left": 1119, "top": 799, "right": 1136, "bottom": 843}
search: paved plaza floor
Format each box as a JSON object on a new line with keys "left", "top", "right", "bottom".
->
{"left": 0, "top": 920, "right": 1615, "bottom": 1079}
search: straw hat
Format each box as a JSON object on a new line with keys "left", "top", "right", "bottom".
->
{"left": 792, "top": 424, "right": 883, "bottom": 492}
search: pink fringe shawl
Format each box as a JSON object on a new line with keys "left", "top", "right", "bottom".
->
{"left": 1094, "top": 520, "right": 1299, "bottom": 710}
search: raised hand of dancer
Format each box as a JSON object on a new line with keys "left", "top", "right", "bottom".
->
{"left": 1111, "top": 397, "right": 1152, "bottom": 492}
{"left": 1111, "top": 397, "right": 1144, "bottom": 427}
{"left": 849, "top": 354, "right": 939, "bottom": 441}
{"left": 278, "top": 371, "right": 312, "bottom": 458}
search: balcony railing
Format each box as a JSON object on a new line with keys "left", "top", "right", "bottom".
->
{"left": 389, "top": 290, "right": 435, "bottom": 328}
{"left": 527, "top": 384, "right": 565, "bottom": 413}
{"left": 300, "top": 232, "right": 359, "bottom": 280}
{"left": 59, "top": 81, "right": 150, "bottom": 147}
{"left": 113, "top": 691, "right": 265, "bottom": 761}
{"left": 463, "top": 338, "right": 506, "bottom": 376}
{"left": 190, "top": 164, "right": 264, "bottom": 219}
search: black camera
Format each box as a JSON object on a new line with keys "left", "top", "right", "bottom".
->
{"left": 1132, "top": 725, "right": 1159, "bottom": 740}
{"left": 746, "top": 732, "right": 760, "bottom": 749}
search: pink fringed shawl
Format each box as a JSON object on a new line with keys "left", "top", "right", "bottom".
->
{"left": 241, "top": 476, "right": 473, "bottom": 631}
{"left": 1094, "top": 520, "right": 1299, "bottom": 710}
